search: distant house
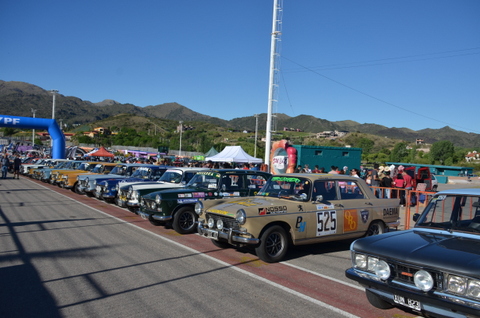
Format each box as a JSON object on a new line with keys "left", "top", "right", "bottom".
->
{"left": 466, "top": 151, "right": 480, "bottom": 162}
{"left": 316, "top": 130, "right": 347, "bottom": 138}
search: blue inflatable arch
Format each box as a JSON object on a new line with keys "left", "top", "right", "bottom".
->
{"left": 0, "top": 115, "right": 65, "bottom": 159}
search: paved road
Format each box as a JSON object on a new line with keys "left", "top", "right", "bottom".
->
{"left": 0, "top": 176, "right": 419, "bottom": 318}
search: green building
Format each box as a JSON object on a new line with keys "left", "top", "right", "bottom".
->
{"left": 292, "top": 145, "right": 362, "bottom": 172}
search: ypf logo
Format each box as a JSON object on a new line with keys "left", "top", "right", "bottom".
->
{"left": 0, "top": 117, "right": 20, "bottom": 125}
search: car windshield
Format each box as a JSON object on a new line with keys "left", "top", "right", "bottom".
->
{"left": 130, "top": 167, "right": 151, "bottom": 178}
{"left": 186, "top": 171, "right": 220, "bottom": 189}
{"left": 159, "top": 170, "right": 183, "bottom": 183}
{"left": 77, "top": 162, "right": 95, "bottom": 171}
{"left": 109, "top": 165, "right": 129, "bottom": 176}
{"left": 415, "top": 194, "right": 480, "bottom": 233}
{"left": 257, "top": 176, "right": 311, "bottom": 201}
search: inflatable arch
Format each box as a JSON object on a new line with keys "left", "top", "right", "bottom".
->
{"left": 0, "top": 115, "right": 65, "bottom": 159}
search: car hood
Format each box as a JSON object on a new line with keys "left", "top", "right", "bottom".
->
{"left": 132, "top": 181, "right": 183, "bottom": 191}
{"left": 204, "top": 196, "right": 290, "bottom": 217}
{"left": 352, "top": 229, "right": 480, "bottom": 276}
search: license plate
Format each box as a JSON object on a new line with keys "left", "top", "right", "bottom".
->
{"left": 393, "top": 294, "right": 421, "bottom": 311}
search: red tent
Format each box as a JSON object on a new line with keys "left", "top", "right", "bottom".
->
{"left": 86, "top": 146, "right": 114, "bottom": 158}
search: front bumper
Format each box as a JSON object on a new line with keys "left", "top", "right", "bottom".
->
{"left": 345, "top": 268, "right": 480, "bottom": 318}
{"left": 137, "top": 210, "right": 172, "bottom": 222}
{"left": 197, "top": 221, "right": 259, "bottom": 245}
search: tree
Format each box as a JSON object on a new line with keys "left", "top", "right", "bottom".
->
{"left": 389, "top": 142, "right": 409, "bottom": 162}
{"left": 357, "top": 137, "right": 375, "bottom": 154}
{"left": 430, "top": 140, "right": 454, "bottom": 164}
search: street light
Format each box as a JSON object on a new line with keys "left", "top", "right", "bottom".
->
{"left": 49, "top": 90, "right": 58, "bottom": 149}
{"left": 179, "top": 121, "right": 183, "bottom": 157}
{"left": 31, "top": 108, "right": 37, "bottom": 145}
{"left": 50, "top": 90, "right": 59, "bottom": 120}
{"left": 254, "top": 114, "right": 259, "bottom": 158}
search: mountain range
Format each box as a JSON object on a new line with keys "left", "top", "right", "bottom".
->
{"left": 1, "top": 80, "right": 479, "bottom": 148}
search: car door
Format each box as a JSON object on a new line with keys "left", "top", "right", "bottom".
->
{"left": 306, "top": 180, "right": 344, "bottom": 240}
{"left": 336, "top": 179, "right": 374, "bottom": 237}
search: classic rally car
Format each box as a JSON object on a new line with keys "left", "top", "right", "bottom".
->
{"left": 345, "top": 189, "right": 480, "bottom": 318}
{"left": 37, "top": 160, "right": 84, "bottom": 182}
{"left": 118, "top": 167, "right": 209, "bottom": 212}
{"left": 197, "top": 174, "right": 400, "bottom": 263}
{"left": 58, "top": 162, "right": 117, "bottom": 192}
{"left": 96, "top": 165, "right": 170, "bottom": 203}
{"left": 77, "top": 163, "right": 156, "bottom": 197}
{"left": 138, "top": 169, "right": 271, "bottom": 234}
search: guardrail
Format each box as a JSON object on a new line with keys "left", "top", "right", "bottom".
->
{"left": 371, "top": 186, "right": 436, "bottom": 230}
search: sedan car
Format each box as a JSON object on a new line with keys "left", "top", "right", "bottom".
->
{"left": 138, "top": 169, "right": 271, "bottom": 234}
{"left": 197, "top": 173, "right": 400, "bottom": 263}
{"left": 118, "top": 167, "right": 208, "bottom": 212}
{"left": 345, "top": 188, "right": 480, "bottom": 318}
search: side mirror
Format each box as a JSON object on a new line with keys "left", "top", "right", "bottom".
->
{"left": 222, "top": 184, "right": 226, "bottom": 191}
{"left": 315, "top": 195, "right": 324, "bottom": 203}
{"left": 413, "top": 213, "right": 420, "bottom": 222}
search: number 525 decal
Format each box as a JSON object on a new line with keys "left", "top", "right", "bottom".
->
{"left": 316, "top": 210, "right": 337, "bottom": 236}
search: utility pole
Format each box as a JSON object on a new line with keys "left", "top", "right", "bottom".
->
{"left": 31, "top": 108, "right": 37, "bottom": 145}
{"left": 50, "top": 90, "right": 58, "bottom": 120}
{"left": 179, "top": 121, "right": 183, "bottom": 157}
{"left": 254, "top": 114, "right": 259, "bottom": 158}
{"left": 50, "top": 90, "right": 59, "bottom": 149}
{"left": 264, "top": 0, "right": 283, "bottom": 171}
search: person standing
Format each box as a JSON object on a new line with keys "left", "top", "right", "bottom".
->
{"left": 380, "top": 170, "right": 393, "bottom": 198}
{"left": 370, "top": 164, "right": 381, "bottom": 197}
{"left": 393, "top": 173, "right": 406, "bottom": 205}
{"left": 13, "top": 154, "right": 22, "bottom": 179}
{"left": 1, "top": 155, "right": 10, "bottom": 179}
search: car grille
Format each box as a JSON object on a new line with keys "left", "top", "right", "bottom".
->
{"left": 205, "top": 213, "right": 240, "bottom": 231}
{"left": 391, "top": 262, "right": 443, "bottom": 290}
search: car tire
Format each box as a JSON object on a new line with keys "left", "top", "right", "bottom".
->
{"left": 366, "top": 221, "right": 385, "bottom": 236}
{"left": 74, "top": 182, "right": 84, "bottom": 194}
{"left": 365, "top": 290, "right": 394, "bottom": 309}
{"left": 255, "top": 225, "right": 289, "bottom": 263}
{"left": 172, "top": 207, "right": 197, "bottom": 234}
{"left": 211, "top": 239, "right": 231, "bottom": 249}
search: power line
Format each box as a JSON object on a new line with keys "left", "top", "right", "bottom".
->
{"left": 284, "top": 47, "right": 480, "bottom": 73}
{"left": 281, "top": 55, "right": 480, "bottom": 134}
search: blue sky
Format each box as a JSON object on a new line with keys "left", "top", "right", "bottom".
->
{"left": 2, "top": 1, "right": 479, "bottom": 133}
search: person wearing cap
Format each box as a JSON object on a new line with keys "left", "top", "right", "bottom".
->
{"left": 380, "top": 167, "right": 393, "bottom": 198}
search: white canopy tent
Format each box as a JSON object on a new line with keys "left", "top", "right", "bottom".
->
{"left": 205, "top": 146, "right": 263, "bottom": 163}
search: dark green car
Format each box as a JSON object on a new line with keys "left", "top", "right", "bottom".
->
{"left": 138, "top": 169, "right": 271, "bottom": 234}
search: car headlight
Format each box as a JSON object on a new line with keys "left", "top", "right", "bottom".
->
{"left": 207, "top": 218, "right": 215, "bottom": 228}
{"left": 155, "top": 194, "right": 161, "bottom": 204}
{"left": 414, "top": 270, "right": 434, "bottom": 292}
{"left": 216, "top": 219, "right": 224, "bottom": 230}
{"left": 235, "top": 209, "right": 246, "bottom": 225}
{"left": 354, "top": 253, "right": 368, "bottom": 270}
{"left": 448, "top": 275, "right": 467, "bottom": 294}
{"left": 467, "top": 280, "right": 480, "bottom": 299}
{"left": 132, "top": 190, "right": 139, "bottom": 200}
{"left": 195, "top": 202, "right": 204, "bottom": 215}
{"left": 374, "top": 260, "right": 391, "bottom": 280}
